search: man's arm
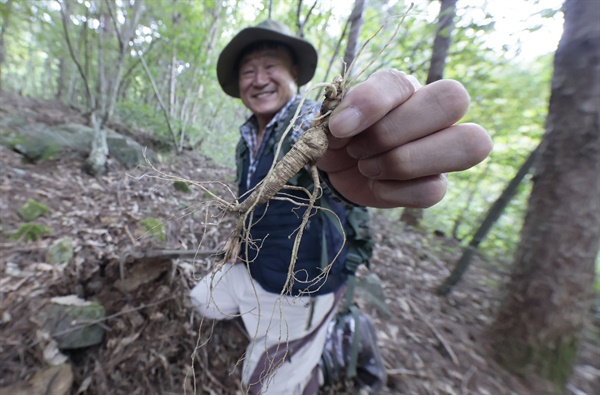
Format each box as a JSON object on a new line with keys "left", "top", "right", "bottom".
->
{"left": 318, "top": 69, "right": 492, "bottom": 209}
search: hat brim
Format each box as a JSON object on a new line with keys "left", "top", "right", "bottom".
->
{"left": 217, "top": 26, "right": 318, "bottom": 98}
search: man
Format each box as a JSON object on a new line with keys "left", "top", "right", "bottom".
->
{"left": 191, "top": 20, "right": 492, "bottom": 394}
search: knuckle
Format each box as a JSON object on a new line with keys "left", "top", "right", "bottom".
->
{"left": 383, "top": 146, "right": 414, "bottom": 180}
{"left": 375, "top": 69, "right": 416, "bottom": 101}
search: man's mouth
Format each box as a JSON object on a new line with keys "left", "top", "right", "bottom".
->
{"left": 253, "top": 91, "right": 275, "bottom": 99}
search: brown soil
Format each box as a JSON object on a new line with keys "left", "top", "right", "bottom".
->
{"left": 0, "top": 94, "right": 598, "bottom": 395}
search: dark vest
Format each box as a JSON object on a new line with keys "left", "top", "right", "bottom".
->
{"left": 236, "top": 101, "right": 349, "bottom": 296}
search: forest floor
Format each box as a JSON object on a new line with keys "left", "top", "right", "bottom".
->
{"left": 0, "top": 94, "right": 598, "bottom": 395}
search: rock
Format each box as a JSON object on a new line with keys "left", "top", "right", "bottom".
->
{"left": 107, "top": 133, "right": 156, "bottom": 169}
{"left": 46, "top": 237, "right": 74, "bottom": 266}
{"left": 0, "top": 117, "right": 158, "bottom": 168}
{"left": 17, "top": 198, "right": 49, "bottom": 221}
{"left": 38, "top": 295, "right": 106, "bottom": 350}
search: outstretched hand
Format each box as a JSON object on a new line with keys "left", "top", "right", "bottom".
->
{"left": 318, "top": 69, "right": 492, "bottom": 208}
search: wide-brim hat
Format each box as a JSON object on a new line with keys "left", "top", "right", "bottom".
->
{"left": 217, "top": 19, "right": 318, "bottom": 98}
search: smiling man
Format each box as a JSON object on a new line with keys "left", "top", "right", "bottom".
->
{"left": 190, "top": 19, "right": 492, "bottom": 395}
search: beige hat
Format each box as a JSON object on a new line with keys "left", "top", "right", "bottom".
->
{"left": 216, "top": 19, "right": 318, "bottom": 98}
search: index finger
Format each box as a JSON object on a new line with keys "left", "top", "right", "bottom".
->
{"left": 328, "top": 69, "right": 419, "bottom": 138}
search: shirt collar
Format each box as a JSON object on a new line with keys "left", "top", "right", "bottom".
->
{"left": 240, "top": 95, "right": 300, "bottom": 143}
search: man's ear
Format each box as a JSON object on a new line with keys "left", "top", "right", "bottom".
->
{"left": 292, "top": 64, "right": 299, "bottom": 83}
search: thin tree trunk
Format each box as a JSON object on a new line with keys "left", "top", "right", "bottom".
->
{"left": 85, "top": 8, "right": 109, "bottom": 176}
{"left": 169, "top": 48, "right": 177, "bottom": 118}
{"left": 59, "top": 0, "right": 94, "bottom": 109}
{"left": 0, "top": 0, "right": 13, "bottom": 91}
{"left": 437, "top": 147, "right": 539, "bottom": 296}
{"left": 401, "top": 0, "right": 457, "bottom": 227}
{"left": 295, "top": 0, "right": 317, "bottom": 38}
{"left": 56, "top": 57, "right": 67, "bottom": 100}
{"left": 103, "top": 0, "right": 144, "bottom": 123}
{"left": 342, "top": 0, "right": 367, "bottom": 77}
{"left": 426, "top": 0, "right": 458, "bottom": 84}
{"left": 451, "top": 161, "right": 491, "bottom": 240}
{"left": 168, "top": 10, "right": 180, "bottom": 118}
{"left": 488, "top": 0, "right": 599, "bottom": 391}
{"left": 313, "top": 18, "right": 348, "bottom": 100}
{"left": 137, "top": 48, "right": 178, "bottom": 149}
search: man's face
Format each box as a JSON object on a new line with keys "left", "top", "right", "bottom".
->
{"left": 238, "top": 46, "right": 298, "bottom": 124}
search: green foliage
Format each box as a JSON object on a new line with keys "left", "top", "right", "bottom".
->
{"left": 173, "top": 180, "right": 191, "bottom": 193}
{"left": 17, "top": 198, "right": 49, "bottom": 221}
{"left": 139, "top": 218, "right": 166, "bottom": 243}
{"left": 9, "top": 222, "right": 52, "bottom": 242}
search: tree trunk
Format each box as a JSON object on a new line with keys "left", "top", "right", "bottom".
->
{"left": 437, "top": 147, "right": 539, "bottom": 296}
{"left": 169, "top": 47, "right": 177, "bottom": 118}
{"left": 84, "top": 111, "right": 109, "bottom": 176}
{"left": 342, "top": 0, "right": 367, "bottom": 77}
{"left": 56, "top": 57, "right": 67, "bottom": 100}
{"left": 401, "top": 0, "right": 457, "bottom": 227}
{"left": 85, "top": 9, "right": 109, "bottom": 176}
{"left": 451, "top": 161, "right": 491, "bottom": 240}
{"left": 313, "top": 17, "right": 348, "bottom": 101}
{"left": 0, "top": 0, "right": 13, "bottom": 91}
{"left": 426, "top": 0, "right": 457, "bottom": 84}
{"left": 489, "top": 0, "right": 599, "bottom": 391}
{"left": 83, "top": 0, "right": 144, "bottom": 175}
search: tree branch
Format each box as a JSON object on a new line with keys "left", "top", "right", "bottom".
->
{"left": 136, "top": 46, "right": 179, "bottom": 149}
{"left": 58, "top": 0, "right": 94, "bottom": 108}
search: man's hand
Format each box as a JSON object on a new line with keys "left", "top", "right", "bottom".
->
{"left": 318, "top": 69, "right": 492, "bottom": 208}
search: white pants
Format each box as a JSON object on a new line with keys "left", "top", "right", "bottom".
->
{"left": 190, "top": 263, "right": 338, "bottom": 395}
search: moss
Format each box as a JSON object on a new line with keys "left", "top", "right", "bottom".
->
{"left": 17, "top": 198, "right": 49, "bottom": 221}
{"left": 3, "top": 134, "right": 26, "bottom": 149}
{"left": 495, "top": 334, "right": 580, "bottom": 390}
{"left": 139, "top": 218, "right": 166, "bottom": 243}
{"left": 39, "top": 143, "right": 61, "bottom": 160}
{"left": 9, "top": 222, "right": 52, "bottom": 242}
{"left": 46, "top": 237, "right": 74, "bottom": 266}
{"left": 173, "top": 180, "right": 191, "bottom": 193}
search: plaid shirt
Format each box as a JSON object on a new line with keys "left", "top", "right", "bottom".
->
{"left": 240, "top": 95, "right": 319, "bottom": 188}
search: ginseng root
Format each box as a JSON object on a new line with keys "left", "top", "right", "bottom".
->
{"left": 229, "top": 75, "right": 344, "bottom": 214}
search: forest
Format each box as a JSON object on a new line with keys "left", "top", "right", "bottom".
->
{"left": 0, "top": 0, "right": 598, "bottom": 394}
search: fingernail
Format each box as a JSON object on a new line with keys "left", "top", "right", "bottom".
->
{"left": 329, "top": 107, "right": 361, "bottom": 137}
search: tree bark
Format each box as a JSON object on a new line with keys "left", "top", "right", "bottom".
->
{"left": 342, "top": 0, "right": 367, "bottom": 77}
{"left": 313, "top": 17, "right": 348, "bottom": 101}
{"left": 0, "top": 0, "right": 13, "bottom": 91}
{"left": 84, "top": 0, "right": 144, "bottom": 175}
{"left": 401, "top": 0, "right": 457, "bottom": 227}
{"left": 488, "top": 0, "right": 600, "bottom": 391}
{"left": 451, "top": 161, "right": 491, "bottom": 240}
{"left": 426, "top": 0, "right": 457, "bottom": 84}
{"left": 55, "top": 57, "right": 67, "bottom": 100}
{"left": 437, "top": 147, "right": 539, "bottom": 296}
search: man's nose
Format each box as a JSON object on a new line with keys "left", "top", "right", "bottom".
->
{"left": 253, "top": 68, "right": 269, "bottom": 86}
